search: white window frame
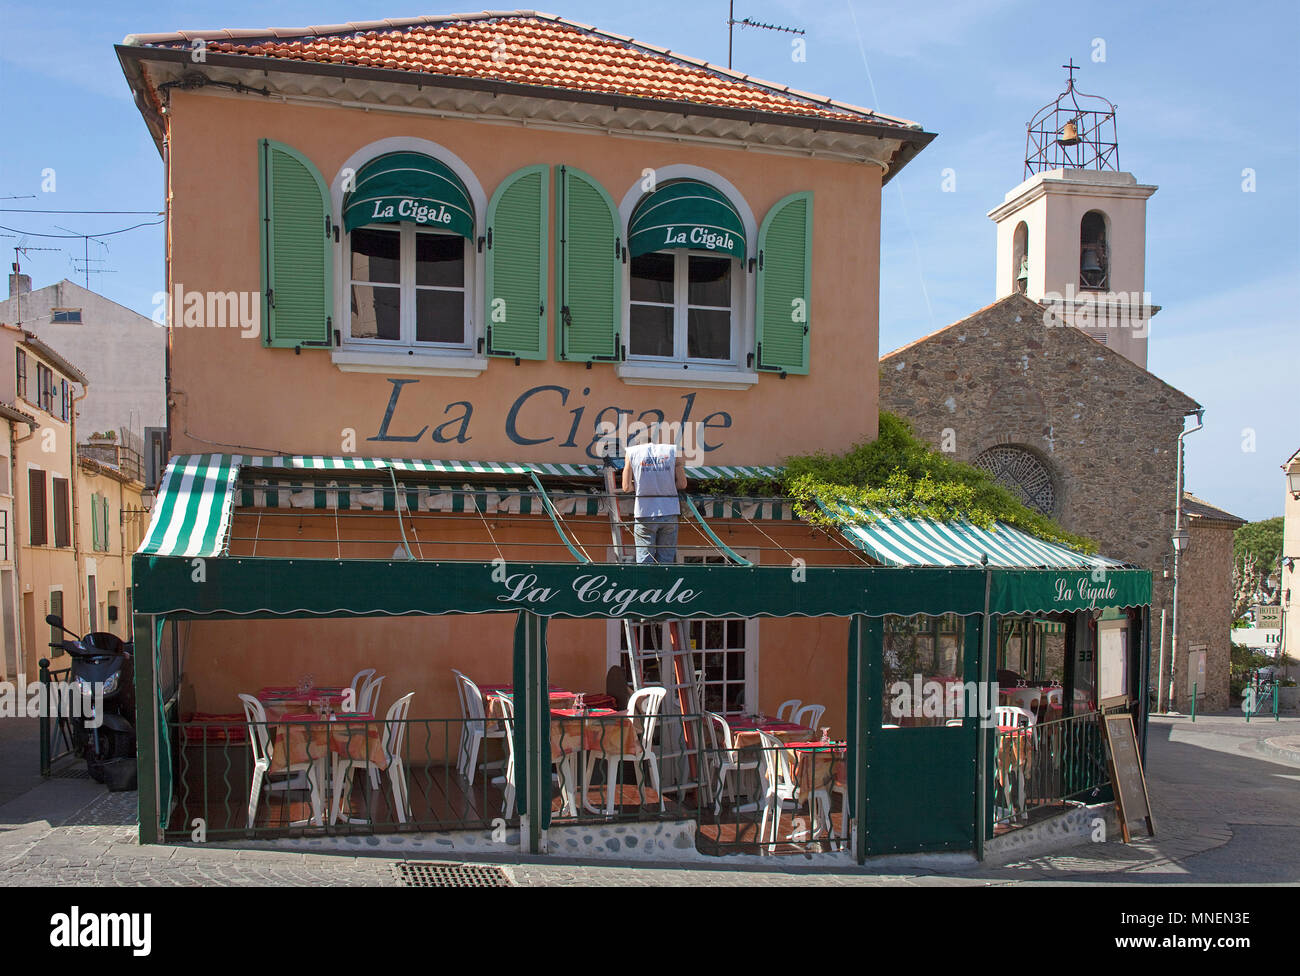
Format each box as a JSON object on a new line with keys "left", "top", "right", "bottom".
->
{"left": 627, "top": 249, "right": 741, "bottom": 367}
{"left": 604, "top": 547, "right": 760, "bottom": 714}
{"left": 346, "top": 222, "right": 473, "bottom": 351}
{"left": 329, "top": 137, "right": 489, "bottom": 378}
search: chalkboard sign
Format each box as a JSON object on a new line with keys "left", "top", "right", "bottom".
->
{"left": 1102, "top": 712, "right": 1154, "bottom": 842}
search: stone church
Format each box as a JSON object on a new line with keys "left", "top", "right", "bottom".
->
{"left": 879, "top": 68, "right": 1237, "bottom": 712}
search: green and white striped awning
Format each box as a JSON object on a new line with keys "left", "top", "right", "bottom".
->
{"left": 343, "top": 152, "right": 475, "bottom": 238}
{"left": 629, "top": 180, "right": 746, "bottom": 261}
{"left": 828, "top": 502, "right": 1127, "bottom": 570}
{"left": 139, "top": 455, "right": 788, "bottom": 558}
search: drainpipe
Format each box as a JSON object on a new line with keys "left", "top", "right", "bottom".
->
{"left": 12, "top": 416, "right": 38, "bottom": 677}
{"left": 1167, "top": 409, "right": 1204, "bottom": 712}
{"left": 70, "top": 381, "right": 88, "bottom": 635}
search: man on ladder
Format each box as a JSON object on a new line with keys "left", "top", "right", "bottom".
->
{"left": 621, "top": 431, "right": 687, "bottom": 564}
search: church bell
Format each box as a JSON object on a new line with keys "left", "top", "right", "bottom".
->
{"left": 1057, "top": 119, "right": 1080, "bottom": 146}
{"left": 1080, "top": 246, "right": 1103, "bottom": 274}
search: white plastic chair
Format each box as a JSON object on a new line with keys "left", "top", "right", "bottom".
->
{"left": 775, "top": 699, "right": 801, "bottom": 722}
{"left": 452, "top": 670, "right": 505, "bottom": 784}
{"left": 996, "top": 705, "right": 1036, "bottom": 728}
{"left": 994, "top": 705, "right": 1035, "bottom": 824}
{"left": 490, "top": 693, "right": 574, "bottom": 817}
{"left": 585, "top": 686, "right": 667, "bottom": 816}
{"left": 330, "top": 692, "right": 414, "bottom": 825}
{"left": 792, "top": 703, "right": 826, "bottom": 731}
{"left": 348, "top": 668, "right": 375, "bottom": 711}
{"left": 704, "top": 711, "right": 760, "bottom": 816}
{"left": 357, "top": 674, "right": 385, "bottom": 715}
{"left": 756, "top": 729, "right": 829, "bottom": 853}
{"left": 238, "top": 693, "right": 324, "bottom": 828}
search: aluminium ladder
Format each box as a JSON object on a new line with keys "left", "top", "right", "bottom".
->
{"left": 601, "top": 459, "right": 709, "bottom": 806}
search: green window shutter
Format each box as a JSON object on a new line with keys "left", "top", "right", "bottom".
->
{"left": 485, "top": 165, "right": 548, "bottom": 360}
{"left": 755, "top": 191, "right": 813, "bottom": 376}
{"left": 555, "top": 166, "right": 621, "bottom": 362}
{"left": 102, "top": 496, "right": 110, "bottom": 551}
{"left": 91, "top": 493, "right": 99, "bottom": 551}
{"left": 259, "top": 139, "right": 334, "bottom": 350}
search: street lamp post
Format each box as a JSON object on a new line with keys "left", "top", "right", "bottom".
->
{"left": 1169, "top": 526, "right": 1191, "bottom": 712}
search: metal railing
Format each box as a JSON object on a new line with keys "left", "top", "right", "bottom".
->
{"left": 168, "top": 711, "right": 852, "bottom": 856}
{"left": 993, "top": 709, "right": 1107, "bottom": 830}
{"left": 38, "top": 658, "right": 77, "bottom": 776}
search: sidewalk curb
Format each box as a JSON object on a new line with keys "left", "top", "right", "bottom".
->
{"left": 1255, "top": 737, "right": 1300, "bottom": 767}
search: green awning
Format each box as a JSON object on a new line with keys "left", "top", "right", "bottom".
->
{"left": 342, "top": 152, "right": 475, "bottom": 238}
{"left": 628, "top": 180, "right": 746, "bottom": 260}
{"left": 825, "top": 500, "right": 1128, "bottom": 571}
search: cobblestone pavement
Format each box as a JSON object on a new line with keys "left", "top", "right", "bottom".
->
{"left": 1, "top": 714, "right": 1296, "bottom": 886}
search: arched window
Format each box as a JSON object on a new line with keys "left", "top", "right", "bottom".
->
{"left": 1080, "top": 210, "right": 1108, "bottom": 290}
{"left": 972, "top": 445, "right": 1057, "bottom": 516}
{"left": 626, "top": 179, "right": 745, "bottom": 364}
{"left": 342, "top": 151, "right": 476, "bottom": 349}
{"left": 1012, "top": 221, "right": 1029, "bottom": 294}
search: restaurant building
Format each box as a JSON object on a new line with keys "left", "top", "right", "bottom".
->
{"left": 118, "top": 11, "right": 1153, "bottom": 861}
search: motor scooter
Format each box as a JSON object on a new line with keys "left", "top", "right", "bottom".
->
{"left": 46, "top": 614, "right": 136, "bottom": 785}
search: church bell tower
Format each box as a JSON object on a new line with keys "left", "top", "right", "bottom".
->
{"left": 987, "top": 62, "right": 1156, "bottom": 368}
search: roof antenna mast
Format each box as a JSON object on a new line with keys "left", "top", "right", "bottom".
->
{"left": 727, "top": 1, "right": 805, "bottom": 69}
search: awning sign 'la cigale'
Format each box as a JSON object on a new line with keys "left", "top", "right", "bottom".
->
{"left": 369, "top": 378, "right": 735, "bottom": 458}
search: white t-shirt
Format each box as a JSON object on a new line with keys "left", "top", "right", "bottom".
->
{"left": 625, "top": 442, "right": 680, "bottom": 519}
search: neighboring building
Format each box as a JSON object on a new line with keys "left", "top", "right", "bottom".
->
{"left": 987, "top": 69, "right": 1156, "bottom": 369}
{"left": 881, "top": 68, "right": 1220, "bottom": 712}
{"left": 1177, "top": 493, "right": 1245, "bottom": 711}
{"left": 0, "top": 399, "right": 36, "bottom": 682}
{"left": 879, "top": 292, "right": 1199, "bottom": 654}
{"left": 1, "top": 275, "right": 167, "bottom": 488}
{"left": 1283, "top": 448, "right": 1300, "bottom": 667}
{"left": 0, "top": 325, "right": 146, "bottom": 679}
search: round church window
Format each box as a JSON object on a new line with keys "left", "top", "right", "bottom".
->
{"left": 972, "top": 446, "right": 1056, "bottom": 516}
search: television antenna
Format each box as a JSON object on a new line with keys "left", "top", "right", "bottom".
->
{"left": 11, "top": 240, "right": 61, "bottom": 326}
{"left": 56, "top": 226, "right": 115, "bottom": 288}
{"left": 727, "top": 1, "right": 804, "bottom": 68}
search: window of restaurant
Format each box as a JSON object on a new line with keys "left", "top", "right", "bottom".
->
{"left": 881, "top": 613, "right": 967, "bottom": 727}
{"left": 629, "top": 251, "right": 737, "bottom": 363}
{"left": 610, "top": 551, "right": 759, "bottom": 713}
{"left": 348, "top": 224, "right": 470, "bottom": 348}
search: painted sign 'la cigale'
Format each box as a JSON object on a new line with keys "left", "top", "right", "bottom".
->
{"left": 369, "top": 378, "right": 735, "bottom": 459}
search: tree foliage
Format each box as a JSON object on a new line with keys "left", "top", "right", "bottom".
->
{"left": 1232, "top": 516, "right": 1283, "bottom": 618}
{"left": 702, "top": 412, "right": 1097, "bottom": 553}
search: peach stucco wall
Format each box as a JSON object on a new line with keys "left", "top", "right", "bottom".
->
{"left": 164, "top": 89, "right": 883, "bottom": 732}
{"left": 165, "top": 91, "right": 881, "bottom": 467}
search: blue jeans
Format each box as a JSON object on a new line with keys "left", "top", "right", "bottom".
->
{"left": 633, "top": 515, "right": 678, "bottom": 564}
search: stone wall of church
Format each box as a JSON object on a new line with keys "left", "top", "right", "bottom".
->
{"left": 1172, "top": 518, "right": 1237, "bottom": 713}
{"left": 879, "top": 295, "right": 1199, "bottom": 696}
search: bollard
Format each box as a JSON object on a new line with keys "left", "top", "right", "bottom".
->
{"left": 1191, "top": 683, "right": 1197, "bottom": 722}
{"left": 38, "top": 658, "right": 51, "bottom": 777}
{"left": 1275, "top": 683, "right": 1280, "bottom": 722}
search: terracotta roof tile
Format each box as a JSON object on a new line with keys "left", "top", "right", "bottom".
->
{"left": 135, "top": 12, "right": 913, "bottom": 127}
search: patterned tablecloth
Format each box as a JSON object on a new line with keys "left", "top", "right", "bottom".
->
{"left": 785, "top": 741, "right": 848, "bottom": 796}
{"left": 259, "top": 699, "right": 387, "bottom": 772}
{"left": 726, "top": 715, "right": 817, "bottom": 751}
{"left": 549, "top": 709, "right": 640, "bottom": 761}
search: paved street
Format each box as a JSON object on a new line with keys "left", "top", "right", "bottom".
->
{"left": 2, "top": 714, "right": 1297, "bottom": 886}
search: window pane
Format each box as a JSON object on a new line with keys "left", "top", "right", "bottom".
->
{"left": 350, "top": 228, "right": 401, "bottom": 283}
{"left": 630, "top": 252, "right": 674, "bottom": 303}
{"left": 687, "top": 308, "right": 730, "bottom": 360}
{"left": 416, "top": 289, "right": 465, "bottom": 344}
{"left": 416, "top": 232, "right": 465, "bottom": 287}
{"left": 688, "top": 255, "right": 730, "bottom": 307}
{"left": 630, "top": 304, "right": 673, "bottom": 357}
{"left": 349, "top": 284, "right": 400, "bottom": 340}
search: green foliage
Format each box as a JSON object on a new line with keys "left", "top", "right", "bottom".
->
{"left": 1234, "top": 517, "right": 1283, "bottom": 569}
{"left": 696, "top": 412, "right": 1096, "bottom": 553}
{"left": 781, "top": 413, "right": 1097, "bottom": 552}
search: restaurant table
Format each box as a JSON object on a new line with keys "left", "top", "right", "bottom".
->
{"left": 784, "top": 740, "right": 849, "bottom": 845}
{"left": 726, "top": 715, "right": 817, "bottom": 751}
{"left": 549, "top": 708, "right": 642, "bottom": 816}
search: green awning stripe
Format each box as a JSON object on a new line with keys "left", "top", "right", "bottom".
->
{"left": 629, "top": 181, "right": 746, "bottom": 260}
{"left": 343, "top": 152, "right": 475, "bottom": 238}
{"left": 830, "top": 501, "right": 1126, "bottom": 570}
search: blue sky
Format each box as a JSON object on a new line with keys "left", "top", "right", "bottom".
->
{"left": 1, "top": 0, "right": 1295, "bottom": 520}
